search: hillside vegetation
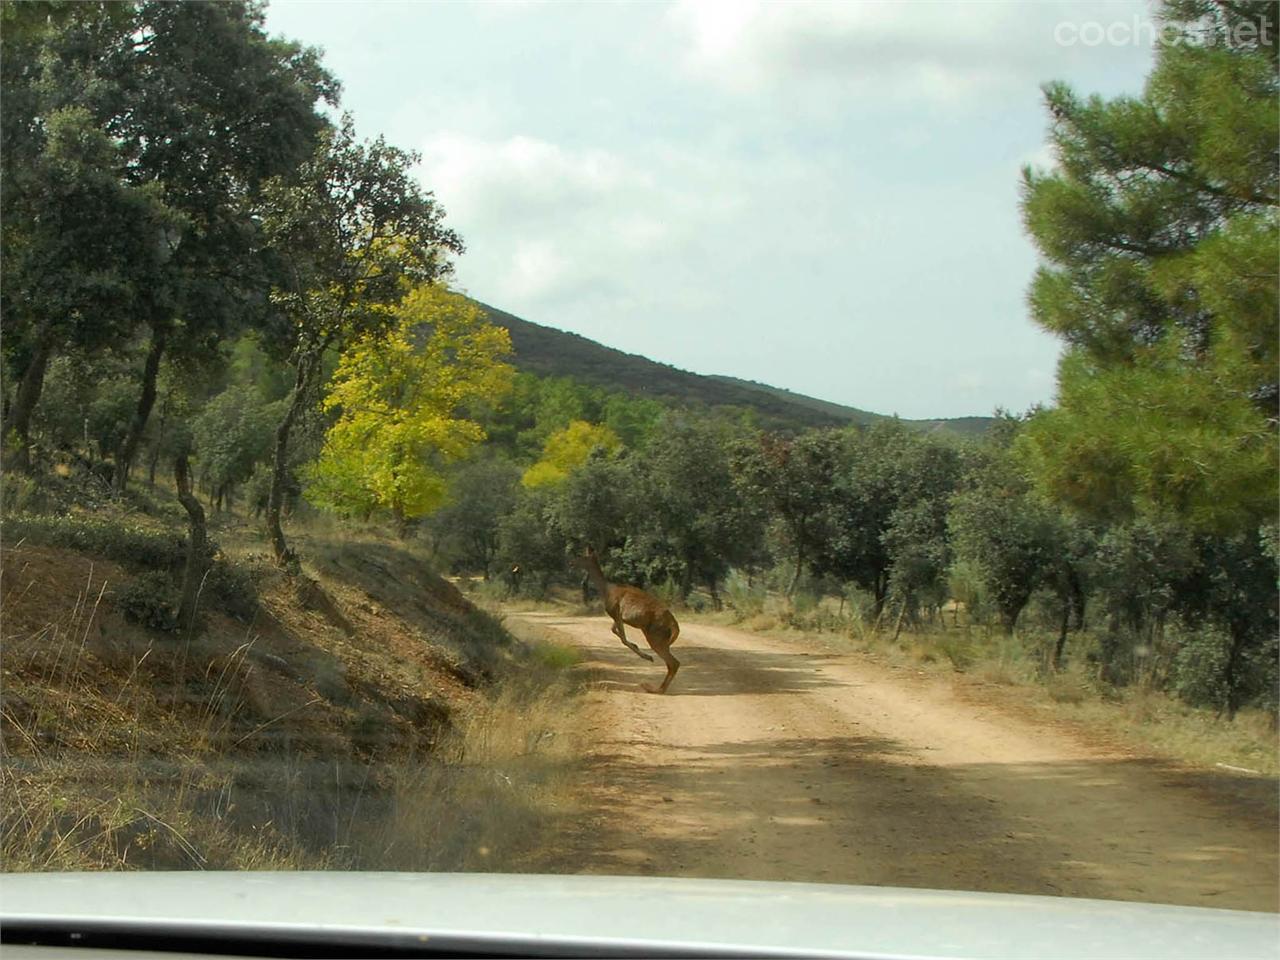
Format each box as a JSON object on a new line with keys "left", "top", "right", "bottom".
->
{"left": 475, "top": 300, "right": 992, "bottom": 436}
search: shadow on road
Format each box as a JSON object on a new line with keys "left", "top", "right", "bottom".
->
{"left": 553, "top": 725, "right": 1279, "bottom": 911}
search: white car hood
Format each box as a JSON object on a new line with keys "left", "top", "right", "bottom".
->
{"left": 2, "top": 872, "right": 1276, "bottom": 959}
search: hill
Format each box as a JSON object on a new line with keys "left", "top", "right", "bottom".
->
{"left": 472, "top": 299, "right": 992, "bottom": 437}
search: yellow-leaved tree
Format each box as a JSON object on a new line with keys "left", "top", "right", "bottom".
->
{"left": 521, "top": 420, "right": 621, "bottom": 488}
{"left": 306, "top": 286, "right": 513, "bottom": 527}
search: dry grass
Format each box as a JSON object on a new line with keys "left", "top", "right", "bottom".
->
{"left": 342, "top": 645, "right": 585, "bottom": 872}
{"left": 1, "top": 535, "right": 588, "bottom": 873}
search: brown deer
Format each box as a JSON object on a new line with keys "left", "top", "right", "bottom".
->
{"left": 581, "top": 546, "right": 681, "bottom": 694}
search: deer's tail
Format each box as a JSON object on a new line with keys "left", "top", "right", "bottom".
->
{"left": 666, "top": 612, "right": 680, "bottom": 647}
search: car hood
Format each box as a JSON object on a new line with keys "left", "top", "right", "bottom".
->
{"left": 2, "top": 872, "right": 1276, "bottom": 959}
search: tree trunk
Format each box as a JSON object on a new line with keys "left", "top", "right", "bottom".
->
{"left": 148, "top": 390, "right": 171, "bottom": 486}
{"left": 787, "top": 548, "right": 804, "bottom": 598}
{"left": 1219, "top": 628, "right": 1248, "bottom": 721}
{"left": 115, "top": 323, "right": 167, "bottom": 494}
{"left": 175, "top": 452, "right": 209, "bottom": 632}
{"left": 872, "top": 571, "right": 888, "bottom": 619}
{"left": 1069, "top": 567, "right": 1086, "bottom": 630}
{"left": 5, "top": 319, "right": 57, "bottom": 473}
{"left": 1053, "top": 595, "right": 1070, "bottom": 668}
{"left": 267, "top": 350, "right": 319, "bottom": 566}
{"left": 708, "top": 577, "right": 722, "bottom": 611}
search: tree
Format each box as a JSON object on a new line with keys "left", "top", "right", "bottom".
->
{"left": 0, "top": 1, "right": 336, "bottom": 487}
{"left": 521, "top": 420, "right": 621, "bottom": 488}
{"left": 498, "top": 488, "right": 568, "bottom": 597}
{"left": 1, "top": 101, "right": 174, "bottom": 471}
{"left": 260, "top": 117, "right": 463, "bottom": 561}
{"left": 109, "top": 2, "right": 335, "bottom": 492}
{"left": 1018, "top": 345, "right": 1276, "bottom": 532}
{"left": 808, "top": 422, "right": 957, "bottom": 617}
{"left": 628, "top": 415, "right": 765, "bottom": 604}
{"left": 732, "top": 430, "right": 842, "bottom": 597}
{"left": 1019, "top": 0, "right": 1278, "bottom": 533}
{"left": 427, "top": 456, "right": 522, "bottom": 579}
{"left": 547, "top": 449, "right": 634, "bottom": 558}
{"left": 190, "top": 386, "right": 278, "bottom": 512}
{"left": 303, "top": 286, "right": 512, "bottom": 531}
{"left": 950, "top": 466, "right": 1061, "bottom": 635}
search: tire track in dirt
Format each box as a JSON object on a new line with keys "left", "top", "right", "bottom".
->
{"left": 511, "top": 611, "right": 1279, "bottom": 913}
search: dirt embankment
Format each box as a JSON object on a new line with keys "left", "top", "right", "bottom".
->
{"left": 0, "top": 537, "right": 517, "bottom": 870}
{"left": 511, "top": 611, "right": 1280, "bottom": 913}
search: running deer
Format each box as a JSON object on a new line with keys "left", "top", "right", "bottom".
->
{"left": 580, "top": 546, "right": 681, "bottom": 694}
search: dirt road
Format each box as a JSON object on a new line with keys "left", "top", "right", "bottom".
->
{"left": 509, "top": 612, "right": 1279, "bottom": 913}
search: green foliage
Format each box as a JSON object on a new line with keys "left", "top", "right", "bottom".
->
{"left": 724, "top": 570, "right": 766, "bottom": 619}
{"left": 191, "top": 385, "right": 279, "bottom": 501}
{"left": 117, "top": 571, "right": 180, "bottom": 632}
{"left": 947, "top": 558, "right": 991, "bottom": 626}
{"left": 2, "top": 514, "right": 257, "bottom": 620}
{"left": 949, "top": 453, "right": 1066, "bottom": 632}
{"left": 203, "top": 561, "right": 259, "bottom": 623}
{"left": 3, "top": 515, "right": 188, "bottom": 570}
{"left": 545, "top": 449, "right": 633, "bottom": 555}
{"left": 1020, "top": 1, "right": 1278, "bottom": 535}
{"left": 808, "top": 422, "right": 962, "bottom": 614}
{"left": 497, "top": 488, "right": 568, "bottom": 597}
{"left": 626, "top": 415, "right": 766, "bottom": 598}
{"left": 1017, "top": 344, "right": 1277, "bottom": 533}
{"left": 935, "top": 634, "right": 976, "bottom": 673}
{"left": 1170, "top": 620, "right": 1233, "bottom": 709}
{"left": 427, "top": 456, "right": 522, "bottom": 577}
{"left": 733, "top": 429, "right": 845, "bottom": 595}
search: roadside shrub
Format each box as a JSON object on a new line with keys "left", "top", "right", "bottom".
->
{"left": 650, "top": 577, "right": 682, "bottom": 609}
{"left": 1043, "top": 664, "right": 1089, "bottom": 703}
{"left": 724, "top": 569, "right": 765, "bottom": 620}
{"left": 118, "top": 571, "right": 180, "bottom": 632}
{"left": 935, "top": 634, "right": 975, "bottom": 672}
{"left": 1170, "top": 620, "right": 1232, "bottom": 709}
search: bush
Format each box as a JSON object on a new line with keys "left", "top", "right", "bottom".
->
{"left": 204, "top": 562, "right": 259, "bottom": 622}
{"left": 3, "top": 514, "right": 258, "bottom": 622}
{"left": 1, "top": 475, "right": 53, "bottom": 515}
{"left": 1170, "top": 621, "right": 1232, "bottom": 709}
{"left": 1, "top": 515, "right": 187, "bottom": 570}
{"left": 118, "top": 571, "right": 180, "bottom": 632}
{"left": 724, "top": 569, "right": 766, "bottom": 619}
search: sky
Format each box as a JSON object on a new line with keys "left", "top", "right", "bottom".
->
{"left": 264, "top": 0, "right": 1157, "bottom": 420}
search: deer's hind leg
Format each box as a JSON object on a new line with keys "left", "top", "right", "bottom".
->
{"left": 642, "top": 627, "right": 680, "bottom": 694}
{"left": 612, "top": 617, "right": 654, "bottom": 663}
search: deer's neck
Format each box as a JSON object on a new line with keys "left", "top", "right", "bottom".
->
{"left": 585, "top": 554, "right": 612, "bottom": 600}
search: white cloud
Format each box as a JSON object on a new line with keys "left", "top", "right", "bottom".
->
{"left": 666, "top": 0, "right": 1150, "bottom": 104}
{"left": 417, "top": 132, "right": 738, "bottom": 309}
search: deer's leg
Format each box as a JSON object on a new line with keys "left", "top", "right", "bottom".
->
{"left": 612, "top": 617, "right": 654, "bottom": 662}
{"left": 643, "top": 632, "right": 680, "bottom": 695}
